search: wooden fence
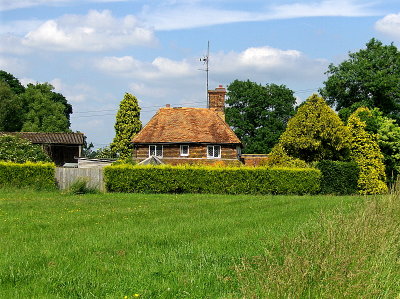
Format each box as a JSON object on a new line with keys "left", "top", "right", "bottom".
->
{"left": 55, "top": 168, "right": 105, "bottom": 192}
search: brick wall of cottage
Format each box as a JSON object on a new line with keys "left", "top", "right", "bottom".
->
{"left": 133, "top": 144, "right": 240, "bottom": 165}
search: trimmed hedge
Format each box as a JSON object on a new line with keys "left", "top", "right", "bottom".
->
{"left": 104, "top": 165, "right": 321, "bottom": 195}
{"left": 316, "top": 160, "right": 359, "bottom": 195}
{"left": 0, "top": 161, "right": 56, "bottom": 190}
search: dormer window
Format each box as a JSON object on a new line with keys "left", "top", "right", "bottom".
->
{"left": 207, "top": 145, "right": 221, "bottom": 158}
{"left": 180, "top": 145, "right": 189, "bottom": 156}
{"left": 149, "top": 145, "right": 163, "bottom": 157}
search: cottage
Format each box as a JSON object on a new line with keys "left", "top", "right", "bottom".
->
{"left": 132, "top": 86, "right": 242, "bottom": 165}
{"left": 0, "top": 132, "right": 84, "bottom": 166}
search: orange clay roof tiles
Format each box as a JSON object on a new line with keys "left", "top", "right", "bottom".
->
{"left": 132, "top": 107, "right": 241, "bottom": 144}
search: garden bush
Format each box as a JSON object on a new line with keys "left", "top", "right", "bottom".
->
{"left": 104, "top": 165, "right": 321, "bottom": 195}
{"left": 0, "top": 161, "right": 55, "bottom": 190}
{"left": 316, "top": 160, "right": 359, "bottom": 195}
{"left": 0, "top": 134, "right": 51, "bottom": 163}
{"left": 348, "top": 107, "right": 388, "bottom": 194}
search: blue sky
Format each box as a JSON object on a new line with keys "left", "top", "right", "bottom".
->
{"left": 1, "top": 0, "right": 400, "bottom": 148}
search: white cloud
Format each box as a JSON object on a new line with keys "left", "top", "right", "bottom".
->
{"left": 95, "top": 56, "right": 142, "bottom": 73}
{"left": 0, "top": 0, "right": 128, "bottom": 11}
{"left": 269, "top": 0, "right": 377, "bottom": 19}
{"left": 22, "top": 10, "right": 155, "bottom": 51}
{"left": 0, "top": 56, "right": 27, "bottom": 74}
{"left": 49, "top": 78, "right": 93, "bottom": 103}
{"left": 142, "top": 0, "right": 379, "bottom": 31}
{"left": 375, "top": 13, "right": 400, "bottom": 41}
{"left": 95, "top": 55, "right": 193, "bottom": 79}
{"left": 96, "top": 45, "right": 327, "bottom": 92}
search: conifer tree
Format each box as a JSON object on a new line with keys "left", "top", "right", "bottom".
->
{"left": 278, "top": 94, "right": 351, "bottom": 162}
{"left": 347, "top": 107, "right": 388, "bottom": 194}
{"left": 111, "top": 93, "right": 142, "bottom": 159}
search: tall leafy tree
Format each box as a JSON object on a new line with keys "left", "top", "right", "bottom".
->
{"left": 226, "top": 80, "right": 296, "bottom": 154}
{"left": 20, "top": 83, "right": 71, "bottom": 132}
{"left": 0, "top": 81, "right": 23, "bottom": 131}
{"left": 278, "top": 94, "right": 351, "bottom": 162}
{"left": 111, "top": 93, "right": 142, "bottom": 159}
{"left": 320, "top": 38, "right": 400, "bottom": 122}
{"left": 0, "top": 70, "right": 25, "bottom": 95}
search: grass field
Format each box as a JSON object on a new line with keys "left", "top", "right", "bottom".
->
{"left": 0, "top": 189, "right": 395, "bottom": 298}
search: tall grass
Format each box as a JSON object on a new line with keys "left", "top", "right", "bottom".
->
{"left": 236, "top": 181, "right": 400, "bottom": 298}
{"left": 0, "top": 190, "right": 362, "bottom": 298}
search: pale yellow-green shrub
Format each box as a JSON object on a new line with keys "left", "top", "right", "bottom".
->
{"left": 348, "top": 107, "right": 387, "bottom": 194}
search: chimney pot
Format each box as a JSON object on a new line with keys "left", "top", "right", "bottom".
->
{"left": 166, "top": 104, "right": 170, "bottom": 108}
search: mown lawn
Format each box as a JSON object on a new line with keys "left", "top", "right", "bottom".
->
{"left": 0, "top": 190, "right": 364, "bottom": 298}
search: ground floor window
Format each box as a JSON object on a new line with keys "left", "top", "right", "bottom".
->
{"left": 180, "top": 145, "right": 189, "bottom": 156}
{"left": 207, "top": 145, "right": 221, "bottom": 158}
{"left": 149, "top": 145, "right": 163, "bottom": 157}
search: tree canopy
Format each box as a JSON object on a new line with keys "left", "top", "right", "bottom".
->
{"left": 0, "top": 81, "right": 23, "bottom": 131}
{"left": 278, "top": 94, "right": 351, "bottom": 162}
{"left": 0, "top": 70, "right": 25, "bottom": 95}
{"left": 0, "top": 70, "right": 73, "bottom": 133}
{"left": 225, "top": 80, "right": 296, "bottom": 154}
{"left": 20, "top": 83, "right": 71, "bottom": 132}
{"left": 320, "top": 38, "right": 400, "bottom": 122}
{"left": 110, "top": 93, "right": 142, "bottom": 159}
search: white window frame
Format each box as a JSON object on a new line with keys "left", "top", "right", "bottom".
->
{"left": 180, "top": 145, "right": 189, "bottom": 157}
{"left": 149, "top": 145, "right": 163, "bottom": 158}
{"left": 207, "top": 145, "right": 221, "bottom": 159}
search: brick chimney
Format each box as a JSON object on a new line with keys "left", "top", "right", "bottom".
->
{"left": 208, "top": 85, "right": 226, "bottom": 121}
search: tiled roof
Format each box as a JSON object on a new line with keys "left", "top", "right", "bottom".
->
{"left": 132, "top": 107, "right": 241, "bottom": 144}
{"left": 0, "top": 132, "right": 85, "bottom": 145}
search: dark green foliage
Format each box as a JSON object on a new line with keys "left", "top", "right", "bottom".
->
{"left": 20, "top": 83, "right": 71, "bottom": 132}
{"left": 104, "top": 165, "right": 321, "bottom": 195}
{"left": 0, "top": 161, "right": 55, "bottom": 190}
{"left": 0, "top": 70, "right": 25, "bottom": 95}
{"left": 0, "top": 81, "right": 23, "bottom": 131}
{"left": 316, "top": 160, "right": 359, "bottom": 195}
{"left": 0, "top": 71, "right": 72, "bottom": 133}
{"left": 321, "top": 38, "right": 400, "bottom": 122}
{"left": 226, "top": 80, "right": 296, "bottom": 154}
{"left": 0, "top": 134, "right": 51, "bottom": 163}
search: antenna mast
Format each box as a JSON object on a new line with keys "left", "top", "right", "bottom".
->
{"left": 199, "top": 41, "right": 210, "bottom": 107}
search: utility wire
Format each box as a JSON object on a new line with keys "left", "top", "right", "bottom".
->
{"left": 70, "top": 88, "right": 319, "bottom": 119}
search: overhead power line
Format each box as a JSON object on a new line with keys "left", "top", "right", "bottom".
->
{"left": 70, "top": 88, "right": 319, "bottom": 119}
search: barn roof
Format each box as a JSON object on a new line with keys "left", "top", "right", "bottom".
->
{"left": 0, "top": 132, "right": 85, "bottom": 145}
{"left": 132, "top": 107, "right": 241, "bottom": 145}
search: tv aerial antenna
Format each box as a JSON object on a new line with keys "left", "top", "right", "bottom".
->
{"left": 199, "top": 41, "right": 210, "bottom": 107}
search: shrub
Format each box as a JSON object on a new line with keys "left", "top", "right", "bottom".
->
{"left": 279, "top": 94, "right": 351, "bottom": 162}
{"left": 104, "top": 165, "right": 321, "bottom": 195}
{"left": 348, "top": 107, "right": 388, "bottom": 194}
{"left": 0, "top": 161, "right": 55, "bottom": 190}
{"left": 316, "top": 160, "right": 359, "bottom": 195}
{"left": 263, "top": 144, "right": 309, "bottom": 168}
{"left": 0, "top": 134, "right": 51, "bottom": 163}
